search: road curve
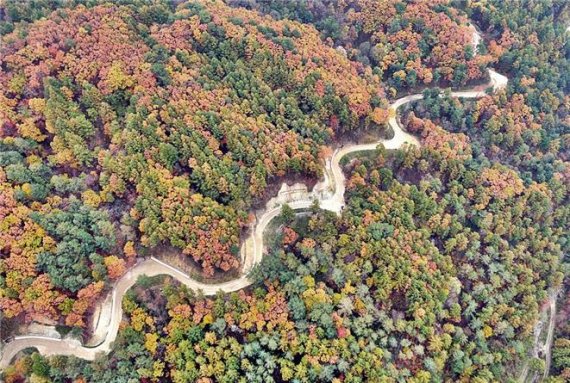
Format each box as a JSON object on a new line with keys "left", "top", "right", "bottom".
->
{"left": 0, "top": 27, "right": 509, "bottom": 368}
{"left": 0, "top": 68, "right": 507, "bottom": 369}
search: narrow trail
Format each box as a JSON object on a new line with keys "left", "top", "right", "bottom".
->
{"left": 518, "top": 289, "right": 560, "bottom": 383}
{"left": 543, "top": 291, "right": 558, "bottom": 380}
{"left": 0, "top": 29, "right": 509, "bottom": 369}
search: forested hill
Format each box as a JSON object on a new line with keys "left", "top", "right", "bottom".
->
{"left": 0, "top": 0, "right": 391, "bottom": 325}
{"left": 1, "top": 0, "right": 569, "bottom": 382}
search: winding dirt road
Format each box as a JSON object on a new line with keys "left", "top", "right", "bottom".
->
{"left": 0, "top": 68, "right": 507, "bottom": 369}
{"left": 0, "top": 25, "right": 510, "bottom": 369}
{"left": 518, "top": 289, "right": 560, "bottom": 383}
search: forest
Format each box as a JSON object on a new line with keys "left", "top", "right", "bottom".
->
{"left": 0, "top": 0, "right": 569, "bottom": 382}
{"left": 0, "top": 0, "right": 394, "bottom": 325}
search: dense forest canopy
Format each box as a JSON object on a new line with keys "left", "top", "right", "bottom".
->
{"left": 0, "top": 0, "right": 393, "bottom": 325}
{"left": 227, "top": 0, "right": 497, "bottom": 92}
{"left": 0, "top": 0, "right": 569, "bottom": 382}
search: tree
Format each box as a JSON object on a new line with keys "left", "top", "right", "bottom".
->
{"left": 34, "top": 199, "right": 117, "bottom": 292}
{"left": 279, "top": 204, "right": 295, "bottom": 224}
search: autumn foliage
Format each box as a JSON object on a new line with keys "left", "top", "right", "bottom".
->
{"left": 0, "top": 0, "right": 392, "bottom": 325}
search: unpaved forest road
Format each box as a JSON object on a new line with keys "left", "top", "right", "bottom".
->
{"left": 518, "top": 289, "right": 560, "bottom": 383}
{"left": 0, "top": 68, "right": 508, "bottom": 369}
{"left": 0, "top": 26, "right": 515, "bottom": 369}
